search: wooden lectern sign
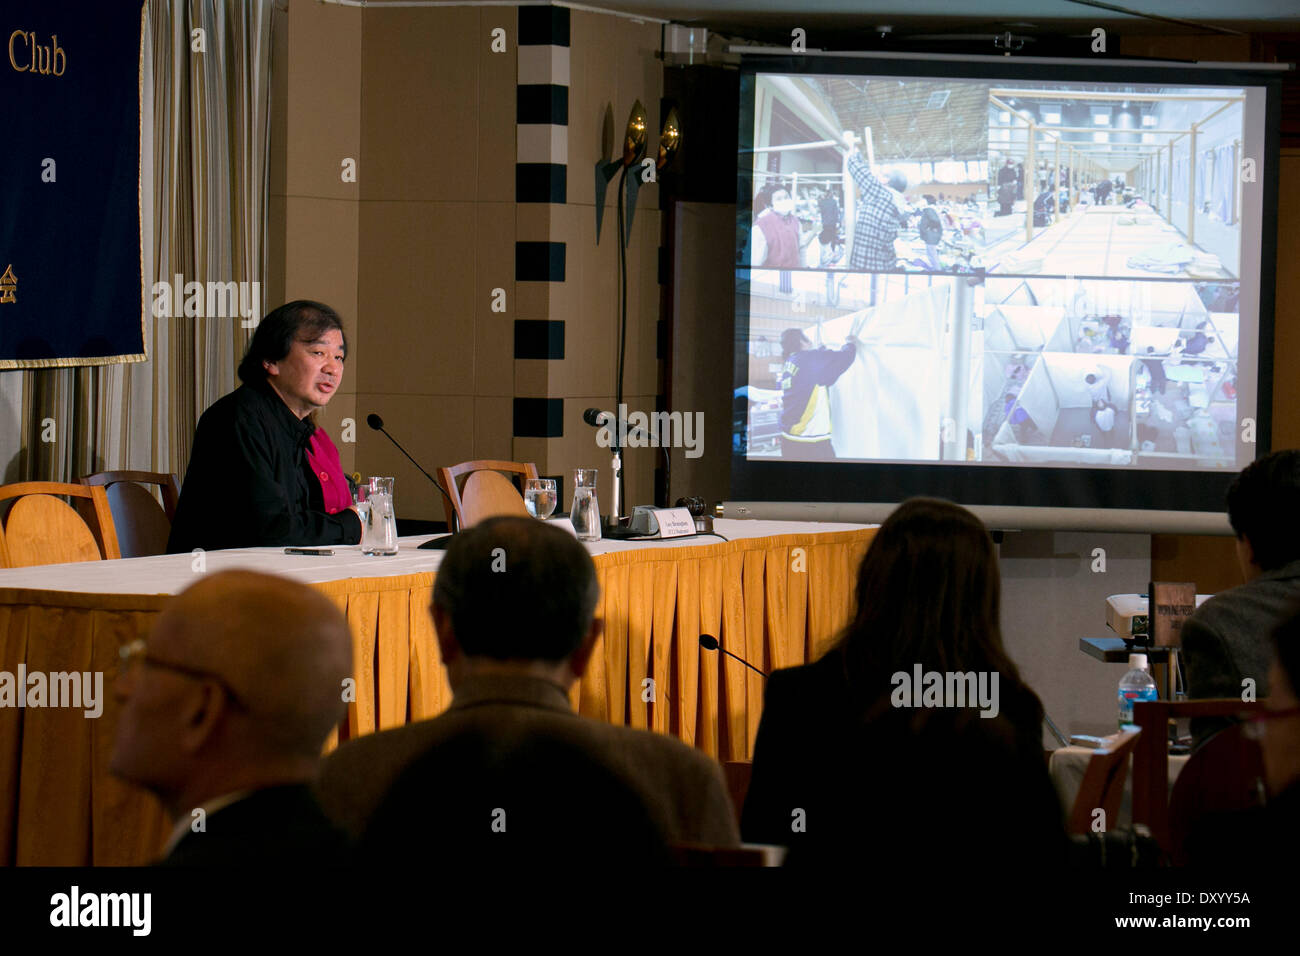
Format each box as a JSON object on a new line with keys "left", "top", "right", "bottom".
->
{"left": 1148, "top": 581, "right": 1197, "bottom": 647}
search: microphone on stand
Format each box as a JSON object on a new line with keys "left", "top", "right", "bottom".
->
{"left": 365, "top": 413, "right": 458, "bottom": 547}
{"left": 582, "top": 407, "right": 672, "bottom": 511}
{"left": 699, "top": 634, "right": 767, "bottom": 679}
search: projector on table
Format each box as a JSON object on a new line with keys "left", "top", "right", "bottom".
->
{"left": 1106, "top": 592, "right": 1211, "bottom": 640}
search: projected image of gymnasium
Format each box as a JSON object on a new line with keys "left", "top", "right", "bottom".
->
{"left": 984, "top": 84, "right": 1244, "bottom": 279}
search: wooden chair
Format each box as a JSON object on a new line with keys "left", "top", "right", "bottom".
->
{"left": 1065, "top": 729, "right": 1141, "bottom": 834}
{"left": 436, "top": 460, "right": 539, "bottom": 530}
{"left": 1167, "top": 721, "right": 1266, "bottom": 865}
{"left": 80, "top": 470, "right": 179, "bottom": 558}
{"left": 0, "top": 482, "right": 121, "bottom": 568}
{"left": 1131, "top": 698, "right": 1263, "bottom": 851}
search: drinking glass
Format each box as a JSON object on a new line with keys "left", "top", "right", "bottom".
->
{"left": 570, "top": 469, "right": 601, "bottom": 541}
{"left": 362, "top": 476, "right": 399, "bottom": 555}
{"left": 524, "top": 478, "right": 557, "bottom": 520}
{"left": 354, "top": 483, "right": 371, "bottom": 531}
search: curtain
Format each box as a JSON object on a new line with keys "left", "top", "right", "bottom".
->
{"left": 0, "top": 0, "right": 273, "bottom": 488}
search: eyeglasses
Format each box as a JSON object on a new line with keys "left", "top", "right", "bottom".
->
{"left": 1242, "top": 703, "right": 1300, "bottom": 740}
{"left": 117, "top": 639, "right": 249, "bottom": 711}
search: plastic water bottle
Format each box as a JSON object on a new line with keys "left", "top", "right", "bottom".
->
{"left": 1118, "top": 653, "right": 1159, "bottom": 730}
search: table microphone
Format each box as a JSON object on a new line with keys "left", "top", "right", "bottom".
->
{"left": 366, "top": 413, "right": 458, "bottom": 546}
{"left": 699, "top": 634, "right": 767, "bottom": 678}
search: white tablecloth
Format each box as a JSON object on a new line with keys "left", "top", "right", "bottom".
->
{"left": 1049, "top": 744, "right": 1189, "bottom": 828}
{"left": 0, "top": 518, "right": 874, "bottom": 595}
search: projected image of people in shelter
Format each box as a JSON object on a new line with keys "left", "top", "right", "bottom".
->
{"left": 739, "top": 271, "right": 1239, "bottom": 469}
{"left": 741, "top": 76, "right": 993, "bottom": 276}
{"left": 981, "top": 278, "right": 1239, "bottom": 468}
{"left": 740, "top": 269, "right": 986, "bottom": 463}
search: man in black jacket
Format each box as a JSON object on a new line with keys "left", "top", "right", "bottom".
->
{"left": 167, "top": 300, "right": 362, "bottom": 552}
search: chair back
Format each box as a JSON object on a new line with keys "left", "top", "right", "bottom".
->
{"left": 1167, "top": 721, "right": 1266, "bottom": 865}
{"left": 1131, "top": 698, "right": 1264, "bottom": 851}
{"left": 80, "top": 471, "right": 179, "bottom": 558}
{"left": 437, "top": 460, "right": 540, "bottom": 530}
{"left": 0, "top": 482, "right": 121, "bottom": 568}
{"left": 1066, "top": 729, "right": 1141, "bottom": 834}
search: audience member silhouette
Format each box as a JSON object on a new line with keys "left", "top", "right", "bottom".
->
{"left": 317, "top": 516, "right": 739, "bottom": 859}
{"left": 110, "top": 570, "right": 352, "bottom": 865}
{"left": 742, "top": 497, "right": 1067, "bottom": 873}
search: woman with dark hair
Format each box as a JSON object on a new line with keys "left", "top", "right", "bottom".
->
{"left": 167, "top": 300, "right": 363, "bottom": 552}
{"left": 741, "top": 498, "right": 1066, "bottom": 869}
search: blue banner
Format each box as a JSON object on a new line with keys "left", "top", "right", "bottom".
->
{"left": 0, "top": 0, "right": 145, "bottom": 368}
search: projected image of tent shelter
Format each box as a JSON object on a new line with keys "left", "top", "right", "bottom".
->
{"left": 990, "top": 353, "right": 1136, "bottom": 465}
{"left": 748, "top": 75, "right": 992, "bottom": 276}
{"left": 984, "top": 85, "right": 1243, "bottom": 278}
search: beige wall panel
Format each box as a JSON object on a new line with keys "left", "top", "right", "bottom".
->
{"left": 355, "top": 392, "right": 476, "bottom": 522}
{"left": 284, "top": 197, "right": 360, "bottom": 389}
{"left": 356, "top": 201, "right": 476, "bottom": 397}
{"left": 569, "top": 11, "right": 621, "bottom": 210}
{"left": 551, "top": 198, "right": 618, "bottom": 397}
{"left": 619, "top": 210, "right": 661, "bottom": 400}
{"left": 514, "top": 436, "right": 549, "bottom": 476}
{"left": 360, "top": 8, "right": 480, "bottom": 203}
{"left": 478, "top": 8, "right": 517, "bottom": 203}
{"left": 286, "top": 0, "right": 361, "bottom": 199}
{"left": 475, "top": 203, "right": 517, "bottom": 397}
{"left": 514, "top": 359, "right": 549, "bottom": 397}
{"left": 266, "top": 193, "right": 287, "bottom": 310}
{"left": 473, "top": 396, "right": 514, "bottom": 461}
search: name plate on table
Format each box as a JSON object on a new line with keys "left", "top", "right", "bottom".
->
{"left": 1149, "top": 580, "right": 1197, "bottom": 647}
{"left": 545, "top": 516, "right": 578, "bottom": 537}
{"left": 629, "top": 506, "right": 696, "bottom": 539}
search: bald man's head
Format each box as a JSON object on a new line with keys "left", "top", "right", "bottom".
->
{"left": 111, "top": 571, "right": 352, "bottom": 812}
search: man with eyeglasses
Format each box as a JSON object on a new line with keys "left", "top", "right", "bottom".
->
{"left": 110, "top": 570, "right": 352, "bottom": 865}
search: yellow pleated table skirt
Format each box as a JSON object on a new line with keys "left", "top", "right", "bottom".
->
{"left": 0, "top": 526, "right": 875, "bottom": 865}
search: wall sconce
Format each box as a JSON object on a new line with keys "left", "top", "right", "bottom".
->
{"left": 591, "top": 102, "right": 682, "bottom": 514}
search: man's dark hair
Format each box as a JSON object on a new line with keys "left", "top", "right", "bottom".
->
{"left": 1226, "top": 450, "right": 1300, "bottom": 571}
{"left": 237, "top": 300, "right": 347, "bottom": 385}
{"left": 432, "top": 516, "right": 600, "bottom": 661}
{"left": 781, "top": 328, "right": 809, "bottom": 357}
